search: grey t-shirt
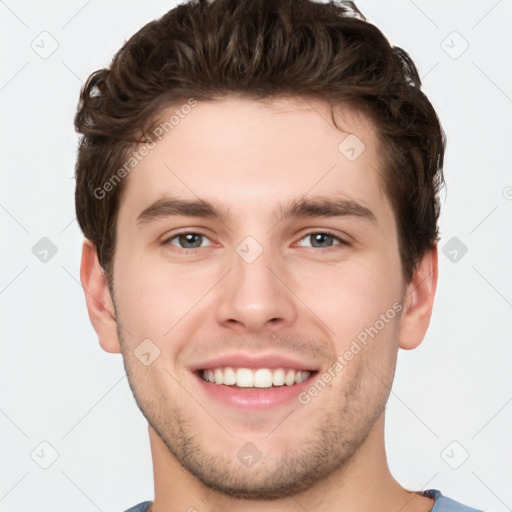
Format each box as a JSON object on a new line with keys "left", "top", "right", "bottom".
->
{"left": 123, "top": 489, "right": 486, "bottom": 511}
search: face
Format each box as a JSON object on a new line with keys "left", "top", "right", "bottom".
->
{"left": 111, "top": 96, "right": 406, "bottom": 499}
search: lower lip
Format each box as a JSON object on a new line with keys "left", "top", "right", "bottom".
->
{"left": 193, "top": 371, "right": 317, "bottom": 410}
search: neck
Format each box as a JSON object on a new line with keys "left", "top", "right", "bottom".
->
{"left": 147, "top": 415, "right": 434, "bottom": 512}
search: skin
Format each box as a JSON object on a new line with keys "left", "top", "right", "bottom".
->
{"left": 81, "top": 96, "right": 438, "bottom": 512}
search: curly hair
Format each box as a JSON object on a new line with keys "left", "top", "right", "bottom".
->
{"left": 74, "top": 0, "right": 445, "bottom": 286}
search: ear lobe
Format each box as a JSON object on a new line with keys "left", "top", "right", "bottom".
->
{"left": 398, "top": 246, "right": 438, "bottom": 350}
{"left": 80, "top": 239, "right": 121, "bottom": 354}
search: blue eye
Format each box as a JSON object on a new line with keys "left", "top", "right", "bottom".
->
{"left": 297, "top": 232, "right": 347, "bottom": 249}
{"left": 166, "top": 232, "right": 211, "bottom": 249}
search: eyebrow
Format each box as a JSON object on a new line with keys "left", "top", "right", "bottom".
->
{"left": 136, "top": 195, "right": 377, "bottom": 225}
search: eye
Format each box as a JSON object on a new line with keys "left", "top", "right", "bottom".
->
{"left": 165, "top": 232, "right": 212, "bottom": 249}
{"left": 296, "top": 232, "right": 348, "bottom": 249}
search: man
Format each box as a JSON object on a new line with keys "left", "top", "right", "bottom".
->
{"left": 74, "top": 0, "right": 484, "bottom": 510}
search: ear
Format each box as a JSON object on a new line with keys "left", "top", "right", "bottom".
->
{"left": 398, "top": 245, "right": 438, "bottom": 350}
{"left": 80, "top": 239, "right": 121, "bottom": 354}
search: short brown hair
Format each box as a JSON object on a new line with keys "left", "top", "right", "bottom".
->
{"left": 74, "top": 0, "right": 445, "bottom": 286}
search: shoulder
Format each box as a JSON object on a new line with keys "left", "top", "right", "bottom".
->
{"left": 424, "top": 489, "right": 486, "bottom": 512}
{"left": 122, "top": 501, "right": 153, "bottom": 512}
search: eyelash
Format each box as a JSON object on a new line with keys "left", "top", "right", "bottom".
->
{"left": 162, "top": 230, "right": 350, "bottom": 252}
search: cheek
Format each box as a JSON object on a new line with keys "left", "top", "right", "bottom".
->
{"left": 113, "top": 256, "right": 216, "bottom": 342}
{"left": 293, "top": 254, "right": 402, "bottom": 339}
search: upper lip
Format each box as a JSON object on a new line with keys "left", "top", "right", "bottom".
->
{"left": 189, "top": 352, "right": 320, "bottom": 372}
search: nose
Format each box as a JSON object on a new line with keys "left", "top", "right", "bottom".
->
{"left": 215, "top": 244, "right": 298, "bottom": 333}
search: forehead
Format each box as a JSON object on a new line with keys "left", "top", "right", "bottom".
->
{"left": 118, "top": 96, "right": 389, "bottom": 224}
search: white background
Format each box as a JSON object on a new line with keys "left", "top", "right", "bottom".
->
{"left": 1, "top": 0, "right": 511, "bottom": 511}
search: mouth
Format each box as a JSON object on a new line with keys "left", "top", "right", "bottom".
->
{"left": 192, "top": 365, "right": 319, "bottom": 410}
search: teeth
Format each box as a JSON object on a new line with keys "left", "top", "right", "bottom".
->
{"left": 236, "top": 368, "right": 254, "bottom": 387}
{"left": 253, "top": 369, "right": 273, "bottom": 388}
{"left": 272, "top": 368, "right": 285, "bottom": 386}
{"left": 201, "top": 367, "right": 311, "bottom": 388}
{"left": 214, "top": 368, "right": 224, "bottom": 385}
{"left": 223, "top": 367, "right": 236, "bottom": 385}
